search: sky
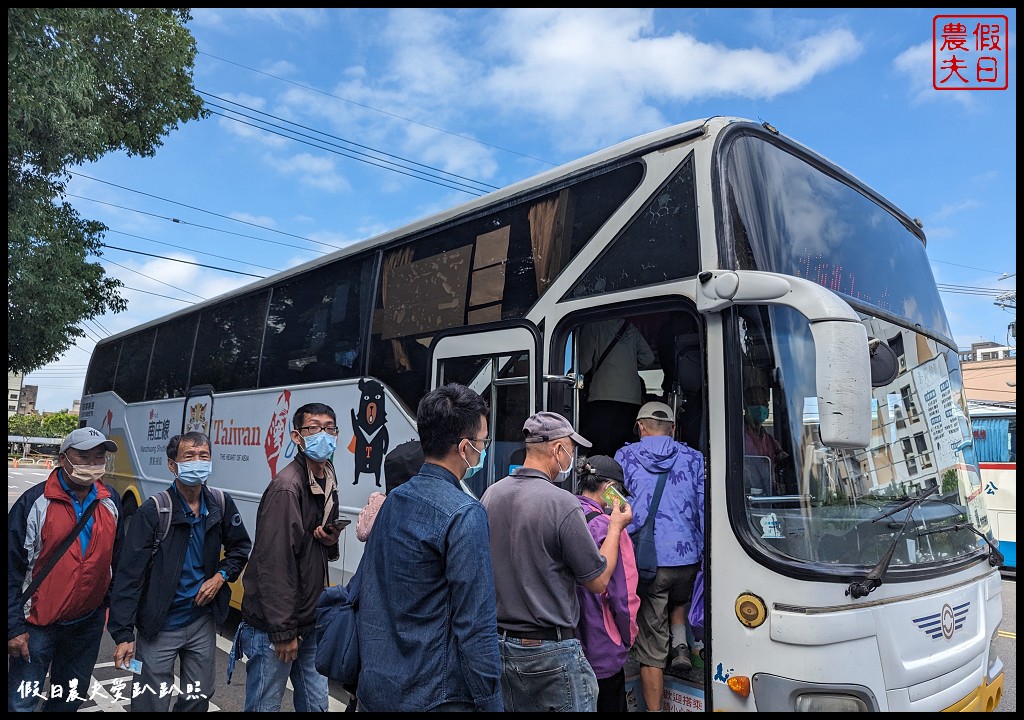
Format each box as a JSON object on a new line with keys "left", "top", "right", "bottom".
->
{"left": 24, "top": 8, "right": 1017, "bottom": 413}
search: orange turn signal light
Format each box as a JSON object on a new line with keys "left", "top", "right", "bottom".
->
{"left": 727, "top": 675, "right": 751, "bottom": 698}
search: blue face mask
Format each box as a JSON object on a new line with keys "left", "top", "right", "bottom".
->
{"left": 303, "top": 431, "right": 337, "bottom": 462}
{"left": 463, "top": 441, "right": 487, "bottom": 479}
{"left": 176, "top": 460, "right": 213, "bottom": 486}
{"left": 556, "top": 444, "right": 573, "bottom": 481}
{"left": 747, "top": 405, "right": 770, "bottom": 425}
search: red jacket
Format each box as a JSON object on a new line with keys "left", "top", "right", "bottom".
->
{"left": 8, "top": 468, "right": 121, "bottom": 632}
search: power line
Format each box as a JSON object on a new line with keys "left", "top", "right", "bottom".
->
{"left": 103, "top": 259, "right": 207, "bottom": 302}
{"left": 68, "top": 192, "right": 333, "bottom": 256}
{"left": 198, "top": 51, "right": 556, "bottom": 168}
{"left": 69, "top": 173, "right": 340, "bottom": 251}
{"left": 201, "top": 91, "right": 499, "bottom": 193}
{"left": 205, "top": 107, "right": 487, "bottom": 197}
{"left": 104, "top": 229, "right": 280, "bottom": 273}
{"left": 101, "top": 244, "right": 265, "bottom": 278}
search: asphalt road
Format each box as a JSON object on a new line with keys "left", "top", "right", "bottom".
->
{"left": 7, "top": 462, "right": 1017, "bottom": 712}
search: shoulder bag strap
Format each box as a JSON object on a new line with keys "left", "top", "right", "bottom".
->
{"left": 644, "top": 471, "right": 670, "bottom": 530}
{"left": 18, "top": 497, "right": 101, "bottom": 606}
{"left": 590, "top": 320, "right": 629, "bottom": 378}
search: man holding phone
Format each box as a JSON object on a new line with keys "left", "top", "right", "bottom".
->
{"left": 232, "top": 402, "right": 342, "bottom": 712}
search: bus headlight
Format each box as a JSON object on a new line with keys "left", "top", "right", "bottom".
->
{"left": 795, "top": 693, "right": 869, "bottom": 712}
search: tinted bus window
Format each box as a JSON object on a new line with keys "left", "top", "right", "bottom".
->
{"left": 114, "top": 329, "right": 156, "bottom": 403}
{"left": 567, "top": 155, "right": 699, "bottom": 298}
{"left": 190, "top": 290, "right": 270, "bottom": 392}
{"left": 261, "top": 255, "right": 375, "bottom": 388}
{"left": 84, "top": 341, "right": 121, "bottom": 395}
{"left": 371, "top": 162, "right": 643, "bottom": 413}
{"left": 146, "top": 313, "right": 199, "bottom": 400}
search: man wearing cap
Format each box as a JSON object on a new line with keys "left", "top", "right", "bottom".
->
{"left": 481, "top": 411, "right": 632, "bottom": 712}
{"left": 8, "top": 427, "right": 123, "bottom": 712}
{"left": 615, "top": 401, "right": 705, "bottom": 712}
{"left": 574, "top": 455, "right": 640, "bottom": 712}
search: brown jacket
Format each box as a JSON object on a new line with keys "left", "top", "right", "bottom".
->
{"left": 241, "top": 451, "right": 339, "bottom": 642}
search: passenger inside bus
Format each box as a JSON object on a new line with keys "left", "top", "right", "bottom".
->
{"left": 578, "top": 318, "right": 655, "bottom": 457}
{"left": 742, "top": 383, "right": 790, "bottom": 496}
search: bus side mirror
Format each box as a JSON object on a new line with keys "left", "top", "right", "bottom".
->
{"left": 698, "top": 270, "right": 872, "bottom": 449}
{"left": 810, "top": 320, "right": 871, "bottom": 448}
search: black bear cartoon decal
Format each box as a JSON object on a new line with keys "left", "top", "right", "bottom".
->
{"left": 350, "top": 378, "right": 389, "bottom": 486}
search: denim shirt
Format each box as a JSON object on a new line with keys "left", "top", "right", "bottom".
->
{"left": 356, "top": 463, "right": 503, "bottom": 711}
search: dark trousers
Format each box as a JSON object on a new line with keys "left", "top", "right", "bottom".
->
{"left": 7, "top": 607, "right": 105, "bottom": 712}
{"left": 581, "top": 400, "right": 640, "bottom": 457}
{"left": 596, "top": 668, "right": 627, "bottom": 712}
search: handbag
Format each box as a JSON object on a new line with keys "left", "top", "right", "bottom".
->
{"left": 628, "top": 471, "right": 668, "bottom": 584}
{"left": 18, "top": 497, "right": 101, "bottom": 606}
{"left": 314, "top": 562, "right": 362, "bottom": 689}
{"left": 581, "top": 321, "right": 628, "bottom": 403}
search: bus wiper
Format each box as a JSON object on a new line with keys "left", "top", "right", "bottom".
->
{"left": 917, "top": 523, "right": 1005, "bottom": 567}
{"left": 846, "top": 486, "right": 938, "bottom": 599}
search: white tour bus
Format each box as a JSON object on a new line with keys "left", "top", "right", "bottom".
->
{"left": 79, "top": 116, "right": 1004, "bottom": 711}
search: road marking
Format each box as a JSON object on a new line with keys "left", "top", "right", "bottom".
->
{"left": 997, "top": 630, "right": 1015, "bottom": 639}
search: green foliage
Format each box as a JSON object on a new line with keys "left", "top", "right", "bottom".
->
{"left": 42, "top": 412, "right": 79, "bottom": 438}
{"left": 7, "top": 413, "right": 45, "bottom": 438}
{"left": 8, "top": 8, "right": 209, "bottom": 374}
{"left": 941, "top": 469, "right": 959, "bottom": 494}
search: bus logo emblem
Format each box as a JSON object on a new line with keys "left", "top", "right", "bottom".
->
{"left": 912, "top": 602, "right": 970, "bottom": 640}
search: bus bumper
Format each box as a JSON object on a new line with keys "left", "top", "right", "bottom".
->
{"left": 943, "top": 672, "right": 1003, "bottom": 712}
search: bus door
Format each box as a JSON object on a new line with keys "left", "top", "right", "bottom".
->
{"left": 429, "top": 322, "right": 542, "bottom": 498}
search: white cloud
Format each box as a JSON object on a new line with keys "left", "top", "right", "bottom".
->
{"left": 263, "top": 151, "right": 350, "bottom": 193}
{"left": 892, "top": 41, "right": 974, "bottom": 108}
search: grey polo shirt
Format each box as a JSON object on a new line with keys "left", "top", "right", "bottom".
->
{"left": 481, "top": 467, "right": 606, "bottom": 633}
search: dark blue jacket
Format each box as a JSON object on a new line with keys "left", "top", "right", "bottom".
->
{"left": 107, "top": 483, "right": 251, "bottom": 643}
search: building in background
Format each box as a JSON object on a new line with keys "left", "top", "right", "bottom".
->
{"left": 17, "top": 385, "right": 39, "bottom": 416}
{"left": 8, "top": 372, "right": 23, "bottom": 416}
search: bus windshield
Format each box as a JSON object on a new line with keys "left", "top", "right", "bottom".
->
{"left": 723, "top": 132, "right": 952, "bottom": 341}
{"left": 734, "top": 305, "right": 992, "bottom": 572}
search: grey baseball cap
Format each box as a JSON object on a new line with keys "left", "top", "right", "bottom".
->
{"left": 60, "top": 427, "right": 118, "bottom": 454}
{"left": 522, "top": 411, "right": 592, "bottom": 448}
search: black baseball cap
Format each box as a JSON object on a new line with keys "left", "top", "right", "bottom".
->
{"left": 384, "top": 440, "right": 423, "bottom": 494}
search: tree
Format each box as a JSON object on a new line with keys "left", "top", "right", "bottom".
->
{"left": 7, "top": 413, "right": 45, "bottom": 438}
{"left": 8, "top": 8, "right": 209, "bottom": 374}
{"left": 42, "top": 411, "right": 79, "bottom": 439}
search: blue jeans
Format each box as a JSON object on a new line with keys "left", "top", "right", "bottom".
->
{"left": 498, "top": 636, "right": 598, "bottom": 712}
{"left": 228, "top": 622, "right": 328, "bottom": 712}
{"left": 7, "top": 607, "right": 105, "bottom": 712}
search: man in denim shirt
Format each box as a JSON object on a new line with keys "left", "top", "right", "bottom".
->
{"left": 355, "top": 383, "right": 503, "bottom": 711}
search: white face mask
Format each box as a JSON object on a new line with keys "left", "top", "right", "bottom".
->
{"left": 66, "top": 460, "right": 106, "bottom": 485}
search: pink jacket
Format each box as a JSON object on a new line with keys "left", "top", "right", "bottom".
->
{"left": 356, "top": 492, "right": 386, "bottom": 542}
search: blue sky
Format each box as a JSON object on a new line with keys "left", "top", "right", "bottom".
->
{"left": 27, "top": 8, "right": 1016, "bottom": 412}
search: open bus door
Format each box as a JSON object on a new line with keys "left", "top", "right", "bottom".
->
{"left": 429, "top": 321, "right": 542, "bottom": 499}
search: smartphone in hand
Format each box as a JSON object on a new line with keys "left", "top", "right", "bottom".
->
{"left": 322, "top": 517, "right": 351, "bottom": 533}
{"left": 601, "top": 484, "right": 629, "bottom": 510}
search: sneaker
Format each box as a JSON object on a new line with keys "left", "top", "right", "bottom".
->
{"left": 669, "top": 643, "right": 692, "bottom": 672}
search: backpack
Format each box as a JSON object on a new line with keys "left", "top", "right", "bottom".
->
{"left": 314, "top": 563, "right": 362, "bottom": 688}
{"left": 151, "top": 487, "right": 225, "bottom": 557}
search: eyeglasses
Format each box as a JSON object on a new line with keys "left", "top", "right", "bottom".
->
{"left": 462, "top": 437, "right": 492, "bottom": 450}
{"left": 299, "top": 426, "right": 340, "bottom": 436}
